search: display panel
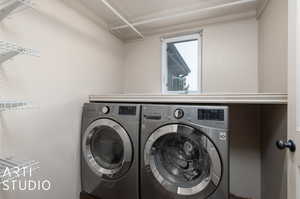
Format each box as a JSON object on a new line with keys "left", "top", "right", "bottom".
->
{"left": 198, "top": 109, "right": 224, "bottom": 121}
{"left": 119, "top": 106, "right": 137, "bottom": 115}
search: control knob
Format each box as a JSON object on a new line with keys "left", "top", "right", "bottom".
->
{"left": 174, "top": 109, "right": 184, "bottom": 119}
{"left": 102, "top": 106, "right": 110, "bottom": 114}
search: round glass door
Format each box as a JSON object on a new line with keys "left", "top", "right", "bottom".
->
{"left": 82, "top": 119, "right": 132, "bottom": 179}
{"left": 144, "top": 124, "right": 222, "bottom": 196}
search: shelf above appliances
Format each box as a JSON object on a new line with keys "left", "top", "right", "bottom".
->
{"left": 110, "top": 0, "right": 257, "bottom": 41}
{"left": 67, "top": 0, "right": 258, "bottom": 42}
{"left": 89, "top": 93, "right": 288, "bottom": 104}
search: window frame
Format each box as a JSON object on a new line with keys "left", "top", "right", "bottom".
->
{"left": 161, "top": 33, "right": 202, "bottom": 94}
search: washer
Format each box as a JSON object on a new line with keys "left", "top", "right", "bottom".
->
{"left": 141, "top": 105, "right": 229, "bottom": 199}
{"left": 81, "top": 103, "right": 140, "bottom": 199}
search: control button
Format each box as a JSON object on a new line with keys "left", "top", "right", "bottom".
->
{"left": 102, "top": 106, "right": 110, "bottom": 114}
{"left": 174, "top": 109, "right": 184, "bottom": 119}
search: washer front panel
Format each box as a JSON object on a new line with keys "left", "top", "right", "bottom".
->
{"left": 82, "top": 118, "right": 133, "bottom": 179}
{"left": 144, "top": 124, "right": 222, "bottom": 196}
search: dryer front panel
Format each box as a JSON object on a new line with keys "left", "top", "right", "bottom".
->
{"left": 144, "top": 124, "right": 222, "bottom": 197}
{"left": 82, "top": 118, "right": 133, "bottom": 180}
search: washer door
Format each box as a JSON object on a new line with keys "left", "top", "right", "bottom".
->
{"left": 144, "top": 124, "right": 222, "bottom": 196}
{"left": 82, "top": 119, "right": 133, "bottom": 180}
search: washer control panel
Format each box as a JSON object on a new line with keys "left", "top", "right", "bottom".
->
{"left": 198, "top": 109, "right": 224, "bottom": 121}
{"left": 119, "top": 106, "right": 137, "bottom": 115}
{"left": 142, "top": 105, "right": 228, "bottom": 129}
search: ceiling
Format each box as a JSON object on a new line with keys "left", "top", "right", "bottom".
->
{"left": 66, "top": 0, "right": 258, "bottom": 41}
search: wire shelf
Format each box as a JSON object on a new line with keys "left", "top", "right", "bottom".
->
{"left": 0, "top": 158, "right": 39, "bottom": 182}
{"left": 0, "top": 0, "right": 34, "bottom": 21}
{"left": 0, "top": 100, "right": 34, "bottom": 112}
{"left": 0, "top": 41, "right": 39, "bottom": 56}
{"left": 0, "top": 41, "right": 39, "bottom": 64}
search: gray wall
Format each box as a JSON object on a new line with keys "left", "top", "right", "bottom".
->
{"left": 261, "top": 105, "right": 287, "bottom": 199}
{"left": 229, "top": 104, "right": 287, "bottom": 199}
{"left": 229, "top": 105, "right": 261, "bottom": 199}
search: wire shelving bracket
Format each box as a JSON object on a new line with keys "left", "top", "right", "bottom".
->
{"left": 0, "top": 0, "right": 33, "bottom": 22}
{"left": 0, "top": 41, "right": 39, "bottom": 64}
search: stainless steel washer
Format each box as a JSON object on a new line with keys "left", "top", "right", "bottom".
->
{"left": 81, "top": 103, "right": 140, "bottom": 199}
{"left": 141, "top": 105, "right": 229, "bottom": 199}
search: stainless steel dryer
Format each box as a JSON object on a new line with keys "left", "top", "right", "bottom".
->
{"left": 81, "top": 103, "right": 140, "bottom": 199}
{"left": 141, "top": 105, "right": 229, "bottom": 199}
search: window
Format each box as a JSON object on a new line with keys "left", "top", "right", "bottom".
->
{"left": 161, "top": 33, "right": 201, "bottom": 94}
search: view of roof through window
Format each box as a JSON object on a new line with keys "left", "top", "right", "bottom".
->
{"left": 167, "top": 39, "right": 199, "bottom": 92}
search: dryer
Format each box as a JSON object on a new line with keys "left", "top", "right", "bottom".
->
{"left": 141, "top": 105, "right": 229, "bottom": 199}
{"left": 81, "top": 103, "right": 140, "bottom": 199}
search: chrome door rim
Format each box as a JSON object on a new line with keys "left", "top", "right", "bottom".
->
{"left": 82, "top": 118, "right": 132, "bottom": 178}
{"left": 144, "top": 124, "right": 222, "bottom": 196}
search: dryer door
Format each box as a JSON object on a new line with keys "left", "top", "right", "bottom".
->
{"left": 82, "top": 118, "right": 132, "bottom": 180}
{"left": 144, "top": 124, "right": 222, "bottom": 196}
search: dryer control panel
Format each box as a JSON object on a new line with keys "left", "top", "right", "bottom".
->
{"left": 142, "top": 105, "right": 228, "bottom": 130}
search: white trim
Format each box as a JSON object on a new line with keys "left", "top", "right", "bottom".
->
{"left": 296, "top": 0, "right": 300, "bottom": 137}
{"left": 199, "top": 32, "right": 203, "bottom": 93}
{"left": 161, "top": 33, "right": 200, "bottom": 43}
{"left": 161, "top": 38, "right": 167, "bottom": 94}
{"left": 161, "top": 33, "right": 202, "bottom": 94}
{"left": 161, "top": 30, "right": 203, "bottom": 41}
